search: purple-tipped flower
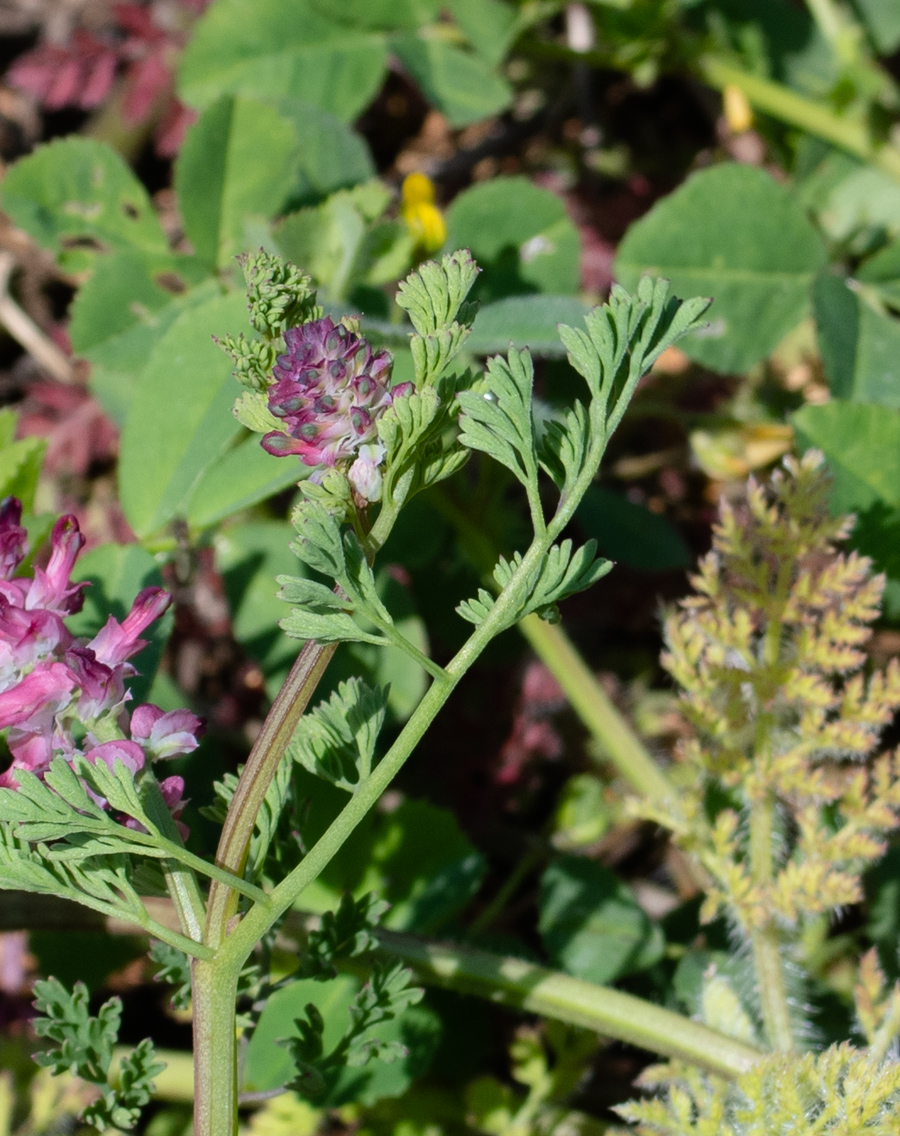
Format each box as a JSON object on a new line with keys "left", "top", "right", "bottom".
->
{"left": 88, "top": 586, "right": 171, "bottom": 668}
{"left": 130, "top": 704, "right": 204, "bottom": 760}
{"left": 260, "top": 317, "right": 412, "bottom": 501}
{"left": 0, "top": 500, "right": 189, "bottom": 835}
{"left": 25, "top": 516, "right": 87, "bottom": 614}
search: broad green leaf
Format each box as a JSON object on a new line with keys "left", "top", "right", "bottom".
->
{"left": 1, "top": 138, "right": 167, "bottom": 272}
{"left": 465, "top": 295, "right": 591, "bottom": 357}
{"left": 615, "top": 163, "right": 828, "bottom": 372}
{"left": 303, "top": 797, "right": 486, "bottom": 934}
{"left": 118, "top": 290, "right": 247, "bottom": 537}
{"left": 175, "top": 96, "right": 300, "bottom": 268}
{"left": 795, "top": 147, "right": 900, "bottom": 250}
{"left": 335, "top": 0, "right": 440, "bottom": 30}
{"left": 792, "top": 401, "right": 900, "bottom": 582}
{"left": 575, "top": 485, "right": 690, "bottom": 571}
{"left": 243, "top": 972, "right": 440, "bottom": 1106}
{"left": 539, "top": 856, "right": 664, "bottom": 984}
{"left": 444, "top": 177, "right": 580, "bottom": 300}
{"left": 178, "top": 0, "right": 387, "bottom": 122}
{"left": 792, "top": 401, "right": 900, "bottom": 514}
{"left": 813, "top": 274, "right": 900, "bottom": 407}
{"left": 275, "top": 183, "right": 394, "bottom": 300}
{"left": 447, "top": 0, "right": 519, "bottom": 65}
{"left": 187, "top": 435, "right": 304, "bottom": 528}
{"left": 67, "top": 543, "right": 174, "bottom": 705}
{"left": 216, "top": 520, "right": 301, "bottom": 690}
{"left": 69, "top": 251, "right": 214, "bottom": 425}
{"left": 390, "top": 36, "right": 513, "bottom": 128}
{"left": 273, "top": 99, "right": 374, "bottom": 203}
{"left": 854, "top": 0, "right": 900, "bottom": 55}
{"left": 856, "top": 239, "right": 900, "bottom": 309}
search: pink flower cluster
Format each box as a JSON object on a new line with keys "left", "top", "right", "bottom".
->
{"left": 0, "top": 499, "right": 202, "bottom": 836}
{"left": 261, "top": 317, "right": 413, "bottom": 502}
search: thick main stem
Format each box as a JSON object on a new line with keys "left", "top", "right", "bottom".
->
{"left": 376, "top": 931, "right": 762, "bottom": 1077}
{"left": 192, "top": 956, "right": 241, "bottom": 1136}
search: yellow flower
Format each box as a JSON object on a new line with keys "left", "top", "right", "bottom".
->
{"left": 723, "top": 84, "right": 754, "bottom": 133}
{"left": 401, "top": 172, "right": 447, "bottom": 254}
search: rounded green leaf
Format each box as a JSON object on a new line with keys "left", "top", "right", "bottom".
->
{"left": 466, "top": 295, "right": 591, "bottom": 356}
{"left": 615, "top": 163, "right": 828, "bottom": 373}
{"left": 178, "top": 0, "right": 387, "bottom": 122}
{"left": 792, "top": 400, "right": 900, "bottom": 514}
{"left": 539, "top": 855, "right": 665, "bottom": 984}
{"left": 813, "top": 274, "right": 900, "bottom": 408}
{"left": 1, "top": 138, "right": 167, "bottom": 271}
{"left": 118, "top": 291, "right": 248, "bottom": 537}
{"left": 444, "top": 177, "right": 580, "bottom": 299}
{"left": 391, "top": 36, "right": 512, "bottom": 128}
{"left": 70, "top": 252, "right": 214, "bottom": 425}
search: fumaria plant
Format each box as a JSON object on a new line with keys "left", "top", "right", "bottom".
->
{"left": 1, "top": 245, "right": 900, "bottom": 1135}
{"left": 0, "top": 250, "right": 721, "bottom": 1134}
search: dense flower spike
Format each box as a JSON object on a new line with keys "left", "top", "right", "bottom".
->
{"left": 260, "top": 316, "right": 412, "bottom": 501}
{"left": 644, "top": 452, "right": 900, "bottom": 932}
{"left": 0, "top": 499, "right": 201, "bottom": 836}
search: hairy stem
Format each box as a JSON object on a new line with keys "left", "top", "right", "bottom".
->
{"left": 376, "top": 931, "right": 762, "bottom": 1077}
{"left": 192, "top": 956, "right": 241, "bottom": 1136}
{"left": 749, "top": 792, "right": 794, "bottom": 1052}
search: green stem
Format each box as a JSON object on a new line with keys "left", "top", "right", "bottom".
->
{"left": 375, "top": 931, "right": 762, "bottom": 1077}
{"left": 192, "top": 956, "right": 241, "bottom": 1136}
{"left": 699, "top": 57, "right": 900, "bottom": 185}
{"left": 519, "top": 614, "right": 677, "bottom": 807}
{"left": 225, "top": 538, "right": 555, "bottom": 968}
{"left": 204, "top": 639, "right": 336, "bottom": 950}
{"left": 749, "top": 793, "right": 794, "bottom": 1052}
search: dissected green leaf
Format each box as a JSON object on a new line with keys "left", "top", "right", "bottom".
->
{"left": 243, "top": 969, "right": 440, "bottom": 1107}
{"left": 458, "top": 348, "right": 540, "bottom": 498}
{"left": 288, "top": 678, "right": 388, "bottom": 792}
